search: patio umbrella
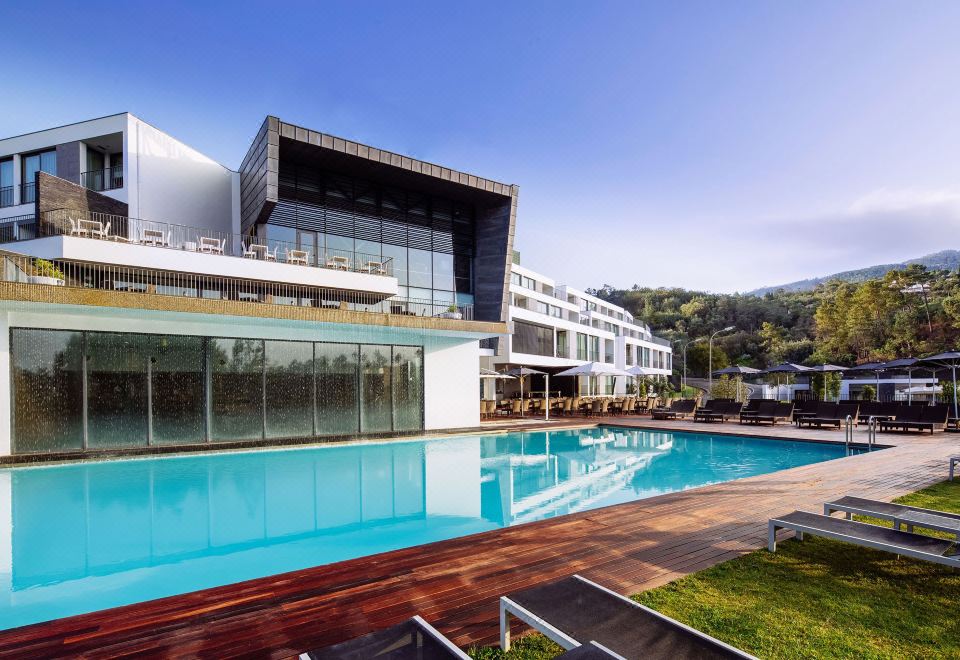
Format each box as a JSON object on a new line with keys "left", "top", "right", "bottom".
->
{"left": 556, "top": 362, "right": 631, "bottom": 398}
{"left": 479, "top": 368, "right": 515, "bottom": 379}
{"left": 920, "top": 351, "right": 960, "bottom": 418}
{"left": 847, "top": 361, "right": 886, "bottom": 401}
{"left": 763, "top": 363, "right": 812, "bottom": 401}
{"left": 805, "top": 364, "right": 846, "bottom": 401}
{"left": 506, "top": 366, "right": 547, "bottom": 418}
{"left": 878, "top": 357, "right": 921, "bottom": 404}
{"left": 627, "top": 365, "right": 657, "bottom": 397}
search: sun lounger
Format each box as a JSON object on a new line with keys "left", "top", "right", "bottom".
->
{"left": 739, "top": 400, "right": 776, "bottom": 425}
{"left": 500, "top": 574, "right": 755, "bottom": 659}
{"left": 824, "top": 495, "right": 960, "bottom": 538}
{"left": 768, "top": 510, "right": 959, "bottom": 568}
{"left": 878, "top": 404, "right": 949, "bottom": 434}
{"left": 695, "top": 401, "right": 743, "bottom": 423}
{"left": 798, "top": 403, "right": 859, "bottom": 429}
{"left": 651, "top": 399, "right": 696, "bottom": 420}
{"left": 299, "top": 615, "right": 470, "bottom": 659}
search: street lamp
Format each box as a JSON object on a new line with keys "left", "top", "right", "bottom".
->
{"left": 708, "top": 326, "right": 736, "bottom": 396}
{"left": 675, "top": 337, "right": 705, "bottom": 393}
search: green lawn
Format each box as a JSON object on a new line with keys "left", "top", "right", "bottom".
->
{"left": 469, "top": 480, "right": 960, "bottom": 659}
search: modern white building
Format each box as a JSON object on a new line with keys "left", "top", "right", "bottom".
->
{"left": 0, "top": 114, "right": 516, "bottom": 458}
{"left": 481, "top": 258, "right": 672, "bottom": 397}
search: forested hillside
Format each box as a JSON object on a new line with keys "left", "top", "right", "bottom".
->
{"left": 591, "top": 264, "right": 960, "bottom": 377}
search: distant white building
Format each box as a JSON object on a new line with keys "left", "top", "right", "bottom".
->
{"left": 481, "top": 258, "right": 672, "bottom": 397}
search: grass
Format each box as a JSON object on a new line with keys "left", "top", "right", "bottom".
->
{"left": 469, "top": 480, "right": 960, "bottom": 659}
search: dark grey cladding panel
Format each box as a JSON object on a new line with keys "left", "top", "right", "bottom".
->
{"left": 55, "top": 142, "right": 82, "bottom": 185}
{"left": 239, "top": 117, "right": 279, "bottom": 232}
{"left": 474, "top": 186, "right": 518, "bottom": 323}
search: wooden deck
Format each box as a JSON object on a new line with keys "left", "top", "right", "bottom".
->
{"left": 0, "top": 418, "right": 955, "bottom": 658}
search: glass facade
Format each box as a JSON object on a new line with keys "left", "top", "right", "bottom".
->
{"left": 512, "top": 320, "right": 554, "bottom": 357}
{"left": 10, "top": 329, "right": 424, "bottom": 454}
{"left": 264, "top": 163, "right": 476, "bottom": 308}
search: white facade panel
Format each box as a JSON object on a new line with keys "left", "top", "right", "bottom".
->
{"left": 423, "top": 338, "right": 479, "bottom": 430}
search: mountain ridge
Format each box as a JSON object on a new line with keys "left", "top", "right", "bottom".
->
{"left": 747, "top": 249, "right": 960, "bottom": 296}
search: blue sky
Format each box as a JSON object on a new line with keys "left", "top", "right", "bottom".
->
{"left": 3, "top": 1, "right": 959, "bottom": 292}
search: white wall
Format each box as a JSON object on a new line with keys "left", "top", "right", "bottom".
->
{"left": 126, "top": 116, "right": 235, "bottom": 233}
{"left": 424, "top": 338, "right": 480, "bottom": 430}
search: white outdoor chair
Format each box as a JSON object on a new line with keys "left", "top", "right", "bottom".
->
{"left": 286, "top": 248, "right": 310, "bottom": 266}
{"left": 242, "top": 242, "right": 258, "bottom": 259}
{"left": 264, "top": 246, "right": 278, "bottom": 261}
{"left": 365, "top": 260, "right": 386, "bottom": 275}
{"left": 68, "top": 218, "right": 85, "bottom": 236}
{"left": 91, "top": 222, "right": 110, "bottom": 240}
{"left": 326, "top": 255, "right": 349, "bottom": 271}
{"left": 199, "top": 237, "right": 225, "bottom": 254}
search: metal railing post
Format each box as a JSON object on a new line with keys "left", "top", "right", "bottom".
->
{"left": 844, "top": 414, "right": 853, "bottom": 454}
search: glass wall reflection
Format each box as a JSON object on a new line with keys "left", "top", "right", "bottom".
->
{"left": 265, "top": 340, "right": 314, "bottom": 439}
{"left": 11, "top": 329, "right": 83, "bottom": 453}
{"left": 151, "top": 335, "right": 206, "bottom": 445}
{"left": 10, "top": 329, "right": 424, "bottom": 453}
{"left": 210, "top": 338, "right": 264, "bottom": 441}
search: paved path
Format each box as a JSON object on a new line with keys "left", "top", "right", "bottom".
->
{"left": 0, "top": 418, "right": 954, "bottom": 658}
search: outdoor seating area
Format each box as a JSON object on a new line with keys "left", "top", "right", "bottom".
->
{"left": 481, "top": 394, "right": 702, "bottom": 420}
{"left": 47, "top": 211, "right": 396, "bottom": 276}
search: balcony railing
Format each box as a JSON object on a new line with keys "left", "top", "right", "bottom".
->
{"left": 19, "top": 182, "right": 35, "bottom": 205}
{"left": 0, "top": 249, "right": 473, "bottom": 320}
{"left": 81, "top": 165, "right": 123, "bottom": 191}
{"left": 25, "top": 209, "right": 395, "bottom": 278}
{"left": 0, "top": 186, "right": 12, "bottom": 208}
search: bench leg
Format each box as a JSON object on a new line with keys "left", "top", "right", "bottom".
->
{"left": 768, "top": 521, "right": 778, "bottom": 552}
{"left": 797, "top": 531, "right": 804, "bottom": 541}
{"left": 951, "top": 459, "right": 956, "bottom": 481}
{"left": 500, "top": 601, "right": 511, "bottom": 651}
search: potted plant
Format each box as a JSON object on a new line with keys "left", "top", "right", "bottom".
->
{"left": 27, "top": 259, "right": 65, "bottom": 286}
{"left": 440, "top": 304, "right": 462, "bottom": 320}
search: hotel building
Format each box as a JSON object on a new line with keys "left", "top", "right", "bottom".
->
{"left": 481, "top": 259, "right": 672, "bottom": 397}
{"left": 0, "top": 114, "right": 516, "bottom": 458}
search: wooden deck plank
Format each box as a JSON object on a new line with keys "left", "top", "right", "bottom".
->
{"left": 0, "top": 418, "right": 954, "bottom": 658}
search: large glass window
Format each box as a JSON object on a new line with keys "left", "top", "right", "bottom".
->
{"left": 432, "top": 251, "right": 454, "bottom": 291}
{"left": 86, "top": 333, "right": 149, "bottom": 448}
{"left": 11, "top": 329, "right": 83, "bottom": 453}
{"left": 265, "top": 340, "right": 314, "bottom": 439}
{"left": 408, "top": 248, "right": 432, "bottom": 288}
{"left": 22, "top": 150, "right": 56, "bottom": 182}
{"left": 577, "top": 333, "right": 588, "bottom": 361}
{"left": 315, "top": 342, "right": 359, "bottom": 436}
{"left": 360, "top": 344, "right": 392, "bottom": 433}
{"left": 151, "top": 335, "right": 205, "bottom": 445}
{"left": 210, "top": 338, "right": 264, "bottom": 441}
{"left": 0, "top": 159, "right": 12, "bottom": 207}
{"left": 391, "top": 346, "right": 423, "bottom": 432}
{"left": 512, "top": 321, "right": 554, "bottom": 357}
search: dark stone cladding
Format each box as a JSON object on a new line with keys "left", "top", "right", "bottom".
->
{"left": 237, "top": 116, "right": 518, "bottom": 323}
{"left": 35, "top": 171, "right": 129, "bottom": 218}
{"left": 55, "top": 141, "right": 82, "bottom": 184}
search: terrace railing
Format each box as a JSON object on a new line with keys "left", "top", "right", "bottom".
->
{"left": 0, "top": 186, "right": 13, "bottom": 208}
{"left": 80, "top": 165, "right": 124, "bottom": 192}
{"left": 0, "top": 249, "right": 473, "bottom": 320}
{"left": 33, "top": 209, "right": 394, "bottom": 278}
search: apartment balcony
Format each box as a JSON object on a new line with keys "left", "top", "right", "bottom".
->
{"left": 81, "top": 165, "right": 124, "bottom": 192}
{"left": 1, "top": 209, "right": 401, "bottom": 301}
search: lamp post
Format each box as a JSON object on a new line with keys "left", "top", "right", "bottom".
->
{"left": 708, "top": 326, "right": 736, "bottom": 396}
{"left": 676, "top": 337, "right": 705, "bottom": 394}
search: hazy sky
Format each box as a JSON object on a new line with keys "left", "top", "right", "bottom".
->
{"left": 3, "top": 1, "right": 958, "bottom": 292}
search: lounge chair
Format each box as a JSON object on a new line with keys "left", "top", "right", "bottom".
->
{"left": 651, "top": 399, "right": 696, "bottom": 420}
{"left": 500, "top": 574, "right": 755, "bottom": 658}
{"left": 798, "top": 403, "right": 859, "bottom": 429}
{"left": 824, "top": 495, "right": 960, "bottom": 537}
{"left": 299, "top": 615, "right": 470, "bottom": 659}
{"left": 768, "top": 510, "right": 959, "bottom": 568}
{"left": 694, "top": 401, "right": 743, "bottom": 423}
{"left": 739, "top": 401, "right": 776, "bottom": 425}
{"left": 747, "top": 402, "right": 793, "bottom": 426}
{"left": 878, "top": 404, "right": 949, "bottom": 434}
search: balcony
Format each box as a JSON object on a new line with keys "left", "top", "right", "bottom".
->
{"left": 81, "top": 165, "right": 124, "bottom": 192}
{"left": 20, "top": 182, "right": 35, "bottom": 205}
{"left": 0, "top": 248, "right": 473, "bottom": 320}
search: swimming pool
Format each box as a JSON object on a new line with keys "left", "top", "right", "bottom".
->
{"left": 0, "top": 427, "right": 858, "bottom": 629}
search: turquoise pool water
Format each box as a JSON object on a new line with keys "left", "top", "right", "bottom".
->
{"left": 0, "top": 427, "right": 857, "bottom": 629}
